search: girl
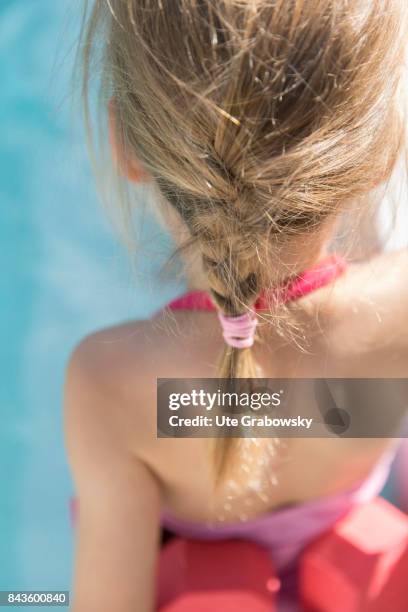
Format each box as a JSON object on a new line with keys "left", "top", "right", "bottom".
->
{"left": 65, "top": 1, "right": 408, "bottom": 610}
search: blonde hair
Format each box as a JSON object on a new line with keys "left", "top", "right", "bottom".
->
{"left": 81, "top": 0, "right": 407, "bottom": 483}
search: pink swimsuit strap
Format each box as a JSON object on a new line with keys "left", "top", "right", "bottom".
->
{"left": 167, "top": 253, "right": 347, "bottom": 312}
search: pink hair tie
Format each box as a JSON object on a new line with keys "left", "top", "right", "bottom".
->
{"left": 217, "top": 310, "right": 258, "bottom": 349}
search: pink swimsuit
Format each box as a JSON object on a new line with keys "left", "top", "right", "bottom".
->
{"left": 160, "top": 253, "right": 397, "bottom": 610}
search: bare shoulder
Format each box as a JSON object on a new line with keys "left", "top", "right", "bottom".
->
{"left": 64, "top": 308, "right": 218, "bottom": 398}
{"left": 63, "top": 311, "right": 218, "bottom": 463}
{"left": 64, "top": 319, "right": 163, "bottom": 454}
{"left": 345, "top": 248, "right": 408, "bottom": 323}
{"left": 65, "top": 319, "right": 157, "bottom": 391}
{"left": 321, "top": 248, "right": 408, "bottom": 373}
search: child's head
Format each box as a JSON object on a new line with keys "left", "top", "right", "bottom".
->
{"left": 82, "top": 0, "right": 407, "bottom": 480}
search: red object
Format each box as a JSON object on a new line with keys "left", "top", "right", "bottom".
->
{"left": 167, "top": 253, "right": 347, "bottom": 313}
{"left": 156, "top": 538, "right": 279, "bottom": 611}
{"left": 299, "top": 497, "right": 408, "bottom": 612}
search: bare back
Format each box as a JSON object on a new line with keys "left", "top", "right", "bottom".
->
{"left": 68, "top": 250, "right": 407, "bottom": 517}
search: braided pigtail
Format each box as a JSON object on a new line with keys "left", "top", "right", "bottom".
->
{"left": 205, "top": 258, "right": 261, "bottom": 483}
{"left": 156, "top": 171, "right": 274, "bottom": 485}
{"left": 188, "top": 195, "right": 267, "bottom": 484}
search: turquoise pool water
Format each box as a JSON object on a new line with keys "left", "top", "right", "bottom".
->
{"left": 0, "top": 1, "right": 180, "bottom": 608}
{"left": 0, "top": 1, "right": 405, "bottom": 610}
